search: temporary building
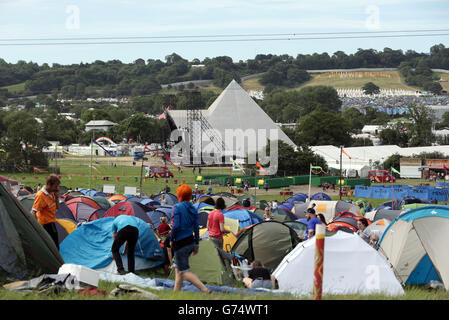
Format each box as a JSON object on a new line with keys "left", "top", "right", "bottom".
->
{"left": 101, "top": 201, "right": 153, "bottom": 224}
{"left": 231, "top": 221, "right": 300, "bottom": 270}
{"left": 167, "top": 80, "right": 296, "bottom": 158}
{"left": 0, "top": 183, "right": 63, "bottom": 283}
{"left": 168, "top": 239, "right": 235, "bottom": 286}
{"left": 364, "top": 209, "right": 403, "bottom": 222}
{"left": 223, "top": 208, "right": 263, "bottom": 230}
{"left": 66, "top": 196, "right": 104, "bottom": 223}
{"left": 273, "top": 231, "right": 404, "bottom": 296}
{"left": 294, "top": 200, "right": 362, "bottom": 223}
{"left": 377, "top": 206, "right": 449, "bottom": 289}
{"left": 60, "top": 217, "right": 164, "bottom": 271}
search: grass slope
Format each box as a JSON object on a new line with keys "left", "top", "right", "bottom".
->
{"left": 240, "top": 71, "right": 420, "bottom": 92}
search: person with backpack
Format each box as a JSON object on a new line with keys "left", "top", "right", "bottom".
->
{"left": 170, "top": 184, "right": 211, "bottom": 293}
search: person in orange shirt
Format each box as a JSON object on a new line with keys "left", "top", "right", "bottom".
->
{"left": 31, "top": 174, "right": 60, "bottom": 249}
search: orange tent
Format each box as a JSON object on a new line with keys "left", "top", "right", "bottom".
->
{"left": 108, "top": 194, "right": 128, "bottom": 203}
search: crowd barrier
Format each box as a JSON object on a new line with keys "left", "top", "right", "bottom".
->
{"left": 355, "top": 185, "right": 449, "bottom": 202}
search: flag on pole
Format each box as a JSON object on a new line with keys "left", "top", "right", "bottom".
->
{"left": 391, "top": 167, "right": 401, "bottom": 176}
{"left": 256, "top": 161, "right": 268, "bottom": 174}
{"left": 341, "top": 148, "right": 352, "bottom": 159}
{"left": 444, "top": 164, "right": 449, "bottom": 172}
{"left": 230, "top": 157, "right": 245, "bottom": 173}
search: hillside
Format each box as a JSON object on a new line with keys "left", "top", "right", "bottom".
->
{"left": 241, "top": 70, "right": 421, "bottom": 93}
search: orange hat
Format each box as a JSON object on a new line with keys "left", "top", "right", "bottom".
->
{"left": 177, "top": 184, "right": 192, "bottom": 202}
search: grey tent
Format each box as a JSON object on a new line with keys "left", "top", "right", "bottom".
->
{"left": 365, "top": 209, "right": 403, "bottom": 222}
{"left": 0, "top": 183, "right": 64, "bottom": 283}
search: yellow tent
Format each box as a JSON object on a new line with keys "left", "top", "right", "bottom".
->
{"left": 199, "top": 226, "right": 237, "bottom": 252}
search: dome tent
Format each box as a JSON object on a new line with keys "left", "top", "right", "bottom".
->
{"left": 273, "top": 231, "right": 404, "bottom": 297}
{"left": 231, "top": 221, "right": 300, "bottom": 270}
{"left": 377, "top": 206, "right": 449, "bottom": 289}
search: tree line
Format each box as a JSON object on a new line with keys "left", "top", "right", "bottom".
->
{"left": 2, "top": 44, "right": 449, "bottom": 98}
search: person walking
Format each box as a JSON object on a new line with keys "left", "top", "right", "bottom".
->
{"left": 111, "top": 215, "right": 140, "bottom": 275}
{"left": 31, "top": 175, "right": 61, "bottom": 249}
{"left": 207, "top": 197, "right": 230, "bottom": 250}
{"left": 170, "top": 184, "right": 210, "bottom": 293}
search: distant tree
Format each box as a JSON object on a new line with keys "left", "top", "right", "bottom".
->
{"left": 382, "top": 153, "right": 401, "bottom": 172}
{"left": 408, "top": 105, "right": 435, "bottom": 146}
{"left": 362, "top": 82, "right": 380, "bottom": 95}
{"left": 295, "top": 110, "right": 352, "bottom": 146}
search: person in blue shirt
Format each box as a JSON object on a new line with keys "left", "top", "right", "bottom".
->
{"left": 304, "top": 208, "right": 322, "bottom": 241}
{"left": 170, "top": 184, "right": 210, "bottom": 294}
{"left": 111, "top": 215, "right": 140, "bottom": 275}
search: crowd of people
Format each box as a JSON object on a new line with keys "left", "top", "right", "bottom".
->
{"left": 341, "top": 95, "right": 449, "bottom": 114}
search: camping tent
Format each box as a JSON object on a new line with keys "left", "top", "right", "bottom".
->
{"left": 310, "top": 192, "right": 331, "bottom": 201}
{"left": 200, "top": 227, "right": 237, "bottom": 252}
{"left": 294, "top": 200, "right": 362, "bottom": 223}
{"left": 327, "top": 213, "right": 368, "bottom": 233}
{"left": 364, "top": 209, "right": 403, "bottom": 222}
{"left": 55, "top": 218, "right": 77, "bottom": 244}
{"left": 56, "top": 202, "right": 76, "bottom": 221}
{"left": 16, "top": 194, "right": 36, "bottom": 214}
{"left": 223, "top": 209, "right": 263, "bottom": 230}
{"left": 169, "top": 239, "right": 234, "bottom": 286}
{"left": 273, "top": 231, "right": 404, "bottom": 296}
{"left": 108, "top": 194, "right": 128, "bottom": 203}
{"left": 377, "top": 206, "right": 449, "bottom": 289}
{"left": 152, "top": 193, "right": 178, "bottom": 205}
{"left": 60, "top": 217, "right": 164, "bottom": 271}
{"left": 283, "top": 220, "right": 307, "bottom": 239}
{"left": 66, "top": 197, "right": 104, "bottom": 223}
{"left": 102, "top": 201, "right": 153, "bottom": 224}
{"left": 231, "top": 221, "right": 300, "bottom": 270}
{"left": 0, "top": 183, "right": 63, "bottom": 283}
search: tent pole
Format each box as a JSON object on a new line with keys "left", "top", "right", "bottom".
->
{"left": 339, "top": 146, "right": 343, "bottom": 200}
{"left": 308, "top": 163, "right": 312, "bottom": 203}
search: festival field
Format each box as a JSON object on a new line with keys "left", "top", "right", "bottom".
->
{"left": 240, "top": 71, "right": 420, "bottom": 92}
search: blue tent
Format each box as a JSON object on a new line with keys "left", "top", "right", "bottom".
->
{"left": 152, "top": 193, "right": 178, "bottom": 205}
{"left": 223, "top": 209, "right": 263, "bottom": 229}
{"left": 60, "top": 217, "right": 164, "bottom": 270}
{"left": 146, "top": 208, "right": 172, "bottom": 229}
{"left": 140, "top": 199, "right": 161, "bottom": 207}
{"left": 311, "top": 192, "right": 331, "bottom": 200}
{"left": 378, "top": 206, "right": 449, "bottom": 288}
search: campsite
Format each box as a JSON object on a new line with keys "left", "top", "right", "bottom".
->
{"left": 2, "top": 0, "right": 449, "bottom": 308}
{"left": 2, "top": 154, "right": 449, "bottom": 301}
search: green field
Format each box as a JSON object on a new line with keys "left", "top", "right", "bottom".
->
{"left": 436, "top": 72, "right": 449, "bottom": 92}
{"left": 1, "top": 82, "right": 25, "bottom": 94}
{"left": 241, "top": 70, "right": 420, "bottom": 92}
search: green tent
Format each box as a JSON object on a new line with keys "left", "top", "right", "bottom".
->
{"left": 0, "top": 183, "right": 64, "bottom": 284}
{"left": 169, "top": 239, "right": 234, "bottom": 286}
{"left": 17, "top": 193, "right": 36, "bottom": 214}
{"left": 402, "top": 203, "right": 431, "bottom": 210}
{"left": 231, "top": 221, "right": 300, "bottom": 271}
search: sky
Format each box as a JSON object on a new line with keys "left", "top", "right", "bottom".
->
{"left": 0, "top": 0, "right": 449, "bottom": 65}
